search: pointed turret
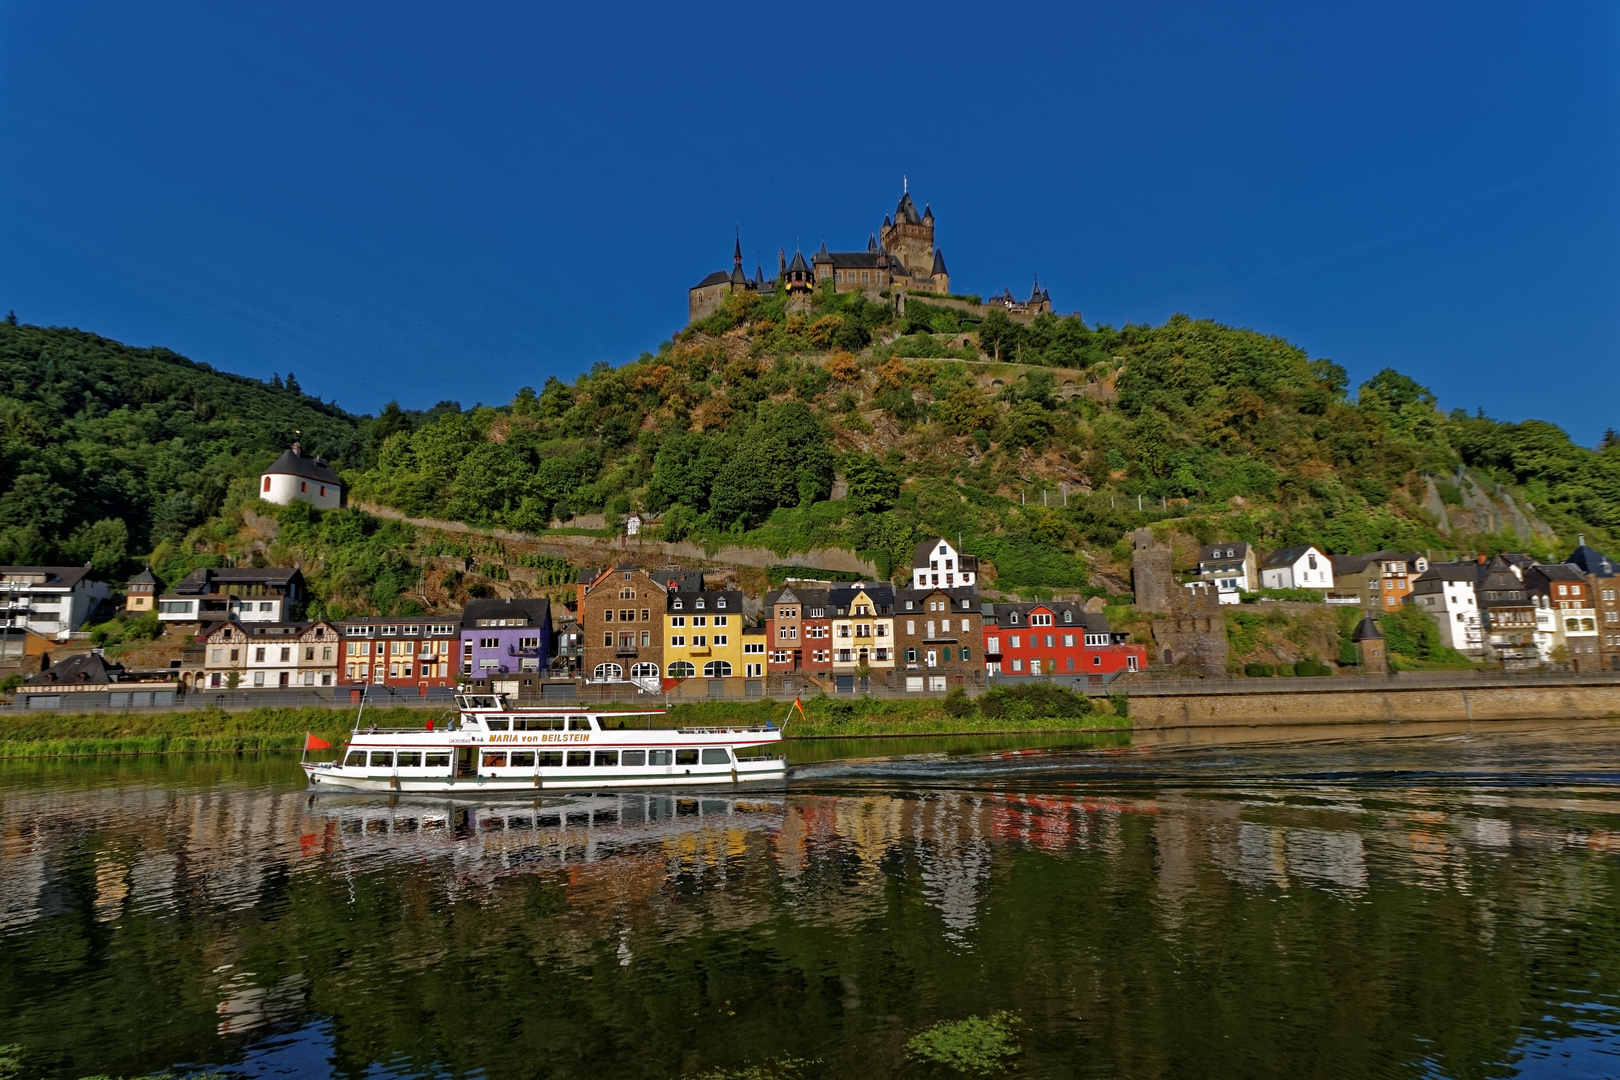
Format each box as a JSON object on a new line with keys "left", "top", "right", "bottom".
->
{"left": 867, "top": 233, "right": 878, "bottom": 252}
{"left": 931, "top": 248, "right": 948, "bottom": 276}
{"left": 813, "top": 240, "right": 832, "bottom": 265}
{"left": 923, "top": 202, "right": 934, "bottom": 222}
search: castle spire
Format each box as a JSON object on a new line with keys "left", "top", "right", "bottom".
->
{"left": 733, "top": 227, "right": 742, "bottom": 269}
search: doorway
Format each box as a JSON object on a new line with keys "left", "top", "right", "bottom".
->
{"left": 456, "top": 747, "right": 476, "bottom": 777}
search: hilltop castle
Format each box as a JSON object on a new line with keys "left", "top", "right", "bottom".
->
{"left": 689, "top": 188, "right": 955, "bottom": 323}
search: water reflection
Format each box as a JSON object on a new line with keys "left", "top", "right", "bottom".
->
{"left": 1, "top": 726, "right": 1619, "bottom": 1079}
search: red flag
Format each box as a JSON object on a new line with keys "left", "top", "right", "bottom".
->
{"left": 792, "top": 696, "right": 808, "bottom": 722}
{"left": 304, "top": 733, "right": 333, "bottom": 750}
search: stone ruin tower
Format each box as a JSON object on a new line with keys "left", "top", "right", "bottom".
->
{"left": 1131, "top": 527, "right": 1229, "bottom": 677}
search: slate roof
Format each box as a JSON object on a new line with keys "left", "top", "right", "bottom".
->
{"left": 895, "top": 191, "right": 923, "bottom": 225}
{"left": 1568, "top": 542, "right": 1617, "bottom": 578}
{"left": 263, "top": 447, "right": 341, "bottom": 485}
{"left": 828, "top": 583, "right": 895, "bottom": 614}
{"left": 463, "top": 597, "right": 551, "bottom": 627}
{"left": 0, "top": 566, "right": 96, "bottom": 589}
{"left": 931, "top": 248, "right": 948, "bottom": 275}
{"left": 785, "top": 249, "right": 812, "bottom": 274}
{"left": 897, "top": 586, "right": 981, "bottom": 611}
{"left": 1260, "top": 545, "right": 1321, "bottom": 568}
{"left": 988, "top": 600, "right": 1112, "bottom": 634}
{"left": 692, "top": 269, "right": 731, "bottom": 289}
{"left": 666, "top": 589, "right": 744, "bottom": 613}
{"left": 26, "top": 652, "right": 124, "bottom": 685}
{"left": 1351, "top": 614, "right": 1383, "bottom": 642}
{"left": 128, "top": 567, "right": 158, "bottom": 587}
{"left": 1200, "top": 542, "right": 1251, "bottom": 563}
{"left": 169, "top": 567, "right": 303, "bottom": 595}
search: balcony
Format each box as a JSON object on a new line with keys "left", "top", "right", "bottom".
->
{"left": 615, "top": 646, "right": 639, "bottom": 658}
{"left": 507, "top": 645, "right": 541, "bottom": 657}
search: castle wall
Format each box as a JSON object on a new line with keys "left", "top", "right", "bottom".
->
{"left": 689, "top": 283, "right": 729, "bottom": 323}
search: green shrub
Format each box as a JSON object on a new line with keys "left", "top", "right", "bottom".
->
{"left": 905, "top": 1012, "right": 1023, "bottom": 1075}
{"left": 943, "top": 686, "right": 974, "bottom": 718}
{"left": 1245, "top": 663, "right": 1274, "bottom": 677}
{"left": 1294, "top": 659, "right": 1332, "bottom": 677}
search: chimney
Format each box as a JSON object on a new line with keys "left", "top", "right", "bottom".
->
{"left": 1477, "top": 553, "right": 1487, "bottom": 565}
{"left": 291, "top": 441, "right": 301, "bottom": 457}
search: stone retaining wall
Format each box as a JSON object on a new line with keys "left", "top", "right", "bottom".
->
{"left": 1128, "top": 683, "right": 1620, "bottom": 729}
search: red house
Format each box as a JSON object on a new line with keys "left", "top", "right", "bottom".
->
{"left": 340, "top": 616, "right": 463, "bottom": 691}
{"left": 764, "top": 583, "right": 834, "bottom": 677}
{"left": 982, "top": 602, "right": 1143, "bottom": 686}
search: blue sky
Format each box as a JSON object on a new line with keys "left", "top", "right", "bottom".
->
{"left": 3, "top": 1, "right": 1617, "bottom": 441}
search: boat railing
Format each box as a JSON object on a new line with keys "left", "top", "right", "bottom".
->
{"left": 353, "top": 725, "right": 456, "bottom": 735}
{"left": 674, "top": 725, "right": 778, "bottom": 735}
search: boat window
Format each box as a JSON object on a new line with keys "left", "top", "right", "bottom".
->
{"left": 486, "top": 719, "right": 510, "bottom": 731}
{"left": 675, "top": 749, "right": 699, "bottom": 766}
{"left": 510, "top": 751, "right": 536, "bottom": 767}
{"left": 701, "top": 748, "right": 732, "bottom": 765}
{"left": 369, "top": 752, "right": 393, "bottom": 767}
{"left": 595, "top": 750, "right": 618, "bottom": 767}
{"left": 545, "top": 718, "right": 566, "bottom": 730}
{"left": 566, "top": 751, "right": 590, "bottom": 767}
{"left": 482, "top": 751, "right": 507, "bottom": 768}
{"left": 649, "top": 750, "right": 672, "bottom": 766}
{"left": 622, "top": 750, "right": 647, "bottom": 767}
{"left": 537, "top": 751, "right": 563, "bottom": 767}
{"left": 568, "top": 717, "right": 593, "bottom": 731}
{"left": 537, "top": 814, "right": 561, "bottom": 828}
{"left": 425, "top": 753, "right": 450, "bottom": 768}
{"left": 396, "top": 752, "right": 422, "bottom": 767}
{"left": 345, "top": 751, "right": 366, "bottom": 767}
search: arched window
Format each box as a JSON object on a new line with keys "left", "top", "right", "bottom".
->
{"left": 703, "top": 660, "right": 732, "bottom": 678}
{"left": 593, "top": 663, "right": 623, "bottom": 681}
{"left": 668, "top": 661, "right": 696, "bottom": 679}
{"left": 629, "top": 662, "right": 659, "bottom": 679}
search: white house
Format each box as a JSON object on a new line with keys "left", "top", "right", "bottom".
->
{"left": 156, "top": 567, "right": 305, "bottom": 624}
{"left": 911, "top": 538, "right": 978, "bottom": 589}
{"left": 1405, "top": 563, "right": 1484, "bottom": 654}
{"left": 1191, "top": 542, "right": 1257, "bottom": 604}
{"left": 260, "top": 443, "right": 344, "bottom": 509}
{"left": 1258, "top": 545, "right": 1334, "bottom": 591}
{"left": 0, "top": 566, "right": 111, "bottom": 638}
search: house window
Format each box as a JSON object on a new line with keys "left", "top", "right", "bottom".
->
{"left": 703, "top": 660, "right": 732, "bottom": 678}
{"left": 669, "top": 661, "right": 695, "bottom": 678}
{"left": 262, "top": 476, "right": 271, "bottom": 492}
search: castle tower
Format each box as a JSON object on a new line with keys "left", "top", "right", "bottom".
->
{"left": 880, "top": 188, "right": 935, "bottom": 279}
{"left": 1353, "top": 614, "right": 1388, "bottom": 675}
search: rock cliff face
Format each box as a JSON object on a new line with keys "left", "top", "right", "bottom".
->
{"left": 1132, "top": 528, "right": 1229, "bottom": 677}
{"left": 1422, "top": 471, "right": 1556, "bottom": 545}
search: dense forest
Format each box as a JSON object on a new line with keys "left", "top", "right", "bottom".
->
{"left": 5, "top": 292, "right": 1618, "bottom": 610}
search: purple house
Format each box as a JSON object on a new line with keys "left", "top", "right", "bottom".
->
{"left": 459, "top": 598, "right": 552, "bottom": 679}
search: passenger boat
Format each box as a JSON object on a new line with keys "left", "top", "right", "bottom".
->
{"left": 302, "top": 693, "right": 788, "bottom": 793}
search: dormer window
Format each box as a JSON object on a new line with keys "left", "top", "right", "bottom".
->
{"left": 673, "top": 600, "right": 683, "bottom": 610}
{"left": 695, "top": 599, "right": 705, "bottom": 609}
{"left": 1009, "top": 613, "right": 1019, "bottom": 624}
{"left": 717, "top": 598, "right": 726, "bottom": 608}
{"left": 1063, "top": 611, "right": 1073, "bottom": 623}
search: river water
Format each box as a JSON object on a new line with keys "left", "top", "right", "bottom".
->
{"left": 2, "top": 722, "right": 1619, "bottom": 1079}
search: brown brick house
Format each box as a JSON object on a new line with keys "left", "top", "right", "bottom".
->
{"left": 895, "top": 585, "right": 983, "bottom": 691}
{"left": 579, "top": 564, "right": 667, "bottom": 687}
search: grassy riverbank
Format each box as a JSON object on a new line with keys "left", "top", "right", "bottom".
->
{"left": 0, "top": 694, "right": 1125, "bottom": 758}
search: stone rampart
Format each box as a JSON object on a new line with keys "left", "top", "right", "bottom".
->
{"left": 1127, "top": 683, "right": 1620, "bottom": 729}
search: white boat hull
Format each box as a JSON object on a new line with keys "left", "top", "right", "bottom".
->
{"left": 303, "top": 759, "right": 787, "bottom": 794}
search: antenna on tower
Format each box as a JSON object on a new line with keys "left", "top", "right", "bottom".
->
{"left": 903, "top": 174, "right": 907, "bottom": 193}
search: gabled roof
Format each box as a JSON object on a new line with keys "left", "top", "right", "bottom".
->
{"left": 26, "top": 652, "right": 124, "bottom": 685}
{"left": 665, "top": 589, "right": 743, "bottom": 612}
{"left": 1260, "top": 545, "right": 1321, "bottom": 568}
{"left": 463, "top": 597, "right": 551, "bottom": 627}
{"left": 128, "top": 566, "right": 158, "bottom": 586}
{"left": 1527, "top": 563, "right": 1585, "bottom": 586}
{"left": 989, "top": 600, "right": 1111, "bottom": 633}
{"left": 0, "top": 566, "right": 96, "bottom": 589}
{"left": 828, "top": 583, "right": 896, "bottom": 609}
{"left": 898, "top": 585, "right": 981, "bottom": 609}
{"left": 766, "top": 584, "right": 832, "bottom": 608}
{"left": 692, "top": 269, "right": 731, "bottom": 289}
{"left": 1200, "top": 542, "right": 1251, "bottom": 562}
{"left": 263, "top": 447, "right": 341, "bottom": 485}
{"left": 818, "top": 251, "right": 889, "bottom": 270}
{"left": 1413, "top": 562, "right": 1485, "bottom": 584}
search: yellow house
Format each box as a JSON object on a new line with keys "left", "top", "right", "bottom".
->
{"left": 829, "top": 584, "right": 897, "bottom": 676}
{"left": 664, "top": 589, "right": 746, "bottom": 683}
{"left": 125, "top": 567, "right": 158, "bottom": 613}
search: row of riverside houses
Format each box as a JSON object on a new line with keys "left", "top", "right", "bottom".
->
{"left": 1188, "top": 538, "right": 1620, "bottom": 672}
{"left": 577, "top": 539, "right": 1146, "bottom": 699}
